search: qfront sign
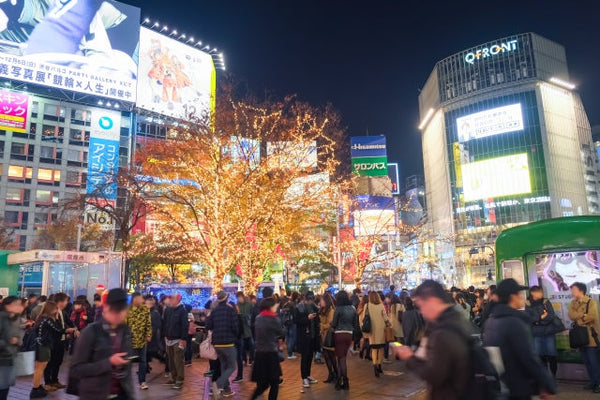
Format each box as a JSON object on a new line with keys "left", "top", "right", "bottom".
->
{"left": 464, "top": 40, "right": 518, "bottom": 65}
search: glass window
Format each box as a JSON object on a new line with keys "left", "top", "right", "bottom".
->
{"left": 4, "top": 211, "right": 19, "bottom": 224}
{"left": 34, "top": 213, "right": 49, "bottom": 226}
{"left": 10, "top": 142, "right": 26, "bottom": 156}
{"left": 6, "top": 188, "right": 21, "bottom": 201}
{"left": 38, "top": 168, "right": 54, "bottom": 181}
{"left": 36, "top": 190, "right": 51, "bottom": 203}
{"left": 31, "top": 101, "right": 39, "bottom": 118}
{"left": 70, "top": 108, "right": 91, "bottom": 126}
{"left": 67, "top": 149, "right": 80, "bottom": 162}
{"left": 66, "top": 170, "right": 79, "bottom": 183}
{"left": 7, "top": 165, "right": 24, "bottom": 178}
{"left": 40, "top": 146, "right": 54, "bottom": 159}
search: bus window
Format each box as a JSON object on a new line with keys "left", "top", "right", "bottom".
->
{"left": 501, "top": 260, "right": 525, "bottom": 285}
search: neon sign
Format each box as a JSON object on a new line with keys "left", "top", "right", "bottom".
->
{"left": 464, "top": 40, "right": 518, "bottom": 65}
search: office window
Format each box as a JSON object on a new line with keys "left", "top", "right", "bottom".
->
{"left": 10, "top": 143, "right": 34, "bottom": 161}
{"left": 31, "top": 101, "right": 39, "bottom": 118}
{"left": 71, "top": 108, "right": 91, "bottom": 126}
{"left": 4, "top": 211, "right": 19, "bottom": 224}
{"left": 6, "top": 188, "right": 22, "bottom": 201}
{"left": 43, "top": 104, "right": 64, "bottom": 122}
{"left": 37, "top": 168, "right": 60, "bottom": 184}
{"left": 34, "top": 213, "right": 50, "bottom": 226}
{"left": 41, "top": 125, "right": 64, "bottom": 143}
{"left": 7, "top": 165, "right": 33, "bottom": 181}
{"left": 35, "top": 190, "right": 52, "bottom": 203}
{"left": 69, "top": 128, "right": 90, "bottom": 144}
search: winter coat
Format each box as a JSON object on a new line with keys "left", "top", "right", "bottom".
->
{"left": 402, "top": 309, "right": 424, "bottom": 348}
{"left": 526, "top": 298, "right": 558, "bottom": 337}
{"left": 148, "top": 307, "right": 162, "bottom": 353}
{"left": 126, "top": 305, "right": 152, "bottom": 349}
{"left": 295, "top": 302, "right": 319, "bottom": 353}
{"left": 568, "top": 296, "right": 600, "bottom": 347}
{"left": 162, "top": 303, "right": 189, "bottom": 341}
{"left": 319, "top": 307, "right": 335, "bottom": 346}
{"left": 406, "top": 306, "right": 471, "bottom": 400}
{"left": 359, "top": 302, "right": 388, "bottom": 345}
{"left": 237, "top": 301, "right": 253, "bottom": 339}
{"left": 70, "top": 320, "right": 134, "bottom": 400}
{"left": 0, "top": 311, "right": 21, "bottom": 366}
{"left": 70, "top": 308, "right": 88, "bottom": 331}
{"left": 254, "top": 312, "right": 285, "bottom": 353}
{"left": 390, "top": 303, "right": 405, "bottom": 338}
{"left": 483, "top": 303, "right": 556, "bottom": 397}
{"left": 35, "top": 317, "right": 65, "bottom": 349}
{"left": 206, "top": 302, "right": 239, "bottom": 346}
{"left": 331, "top": 305, "right": 358, "bottom": 333}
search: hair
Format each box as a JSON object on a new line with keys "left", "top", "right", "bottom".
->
{"left": 412, "top": 280, "right": 451, "bottom": 303}
{"left": 336, "top": 290, "right": 352, "bottom": 307}
{"left": 260, "top": 297, "right": 277, "bottom": 311}
{"left": 368, "top": 291, "right": 382, "bottom": 305}
{"left": 468, "top": 286, "right": 475, "bottom": 292}
{"left": 249, "top": 294, "right": 256, "bottom": 301}
{"left": 455, "top": 293, "right": 468, "bottom": 309}
{"left": 93, "top": 293, "right": 101, "bottom": 302}
{"left": 529, "top": 285, "right": 543, "bottom": 293}
{"left": 488, "top": 284, "right": 497, "bottom": 292}
{"left": 404, "top": 296, "right": 415, "bottom": 311}
{"left": 357, "top": 295, "right": 369, "bottom": 315}
{"left": 37, "top": 301, "right": 58, "bottom": 322}
{"left": 1, "top": 296, "right": 21, "bottom": 310}
{"left": 319, "top": 292, "right": 335, "bottom": 316}
{"left": 291, "top": 292, "right": 300, "bottom": 302}
{"left": 28, "top": 293, "right": 37, "bottom": 300}
{"left": 38, "top": 295, "right": 47, "bottom": 303}
{"left": 131, "top": 292, "right": 142, "bottom": 300}
{"left": 54, "top": 292, "right": 69, "bottom": 304}
{"left": 236, "top": 291, "right": 245, "bottom": 298}
{"left": 475, "top": 289, "right": 485, "bottom": 299}
{"left": 353, "top": 288, "right": 361, "bottom": 295}
{"left": 570, "top": 282, "right": 587, "bottom": 295}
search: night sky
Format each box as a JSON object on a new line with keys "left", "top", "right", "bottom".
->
{"left": 125, "top": 0, "right": 600, "bottom": 180}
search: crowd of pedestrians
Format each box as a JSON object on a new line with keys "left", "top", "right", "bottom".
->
{"left": 1, "top": 278, "right": 600, "bottom": 399}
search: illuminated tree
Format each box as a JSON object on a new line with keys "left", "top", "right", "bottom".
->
{"left": 0, "top": 218, "right": 16, "bottom": 250}
{"left": 138, "top": 87, "right": 344, "bottom": 292}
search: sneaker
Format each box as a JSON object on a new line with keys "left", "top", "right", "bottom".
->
{"left": 53, "top": 382, "right": 67, "bottom": 389}
{"left": 232, "top": 377, "right": 243, "bottom": 383}
{"left": 221, "top": 389, "right": 235, "bottom": 397}
{"left": 204, "top": 370, "right": 214, "bottom": 377}
{"left": 185, "top": 361, "right": 192, "bottom": 367}
{"left": 307, "top": 376, "right": 318, "bottom": 384}
{"left": 303, "top": 378, "right": 310, "bottom": 388}
{"left": 163, "top": 372, "right": 170, "bottom": 378}
{"left": 29, "top": 386, "right": 47, "bottom": 398}
{"left": 172, "top": 382, "right": 183, "bottom": 390}
{"left": 287, "top": 355, "right": 297, "bottom": 360}
{"left": 163, "top": 379, "right": 176, "bottom": 385}
{"left": 140, "top": 382, "right": 149, "bottom": 390}
{"left": 43, "top": 385, "right": 57, "bottom": 392}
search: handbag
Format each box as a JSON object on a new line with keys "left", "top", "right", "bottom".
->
{"left": 384, "top": 325, "right": 395, "bottom": 342}
{"left": 323, "top": 328, "right": 335, "bottom": 348}
{"left": 361, "top": 304, "right": 372, "bottom": 334}
{"left": 200, "top": 331, "right": 218, "bottom": 360}
{"left": 569, "top": 300, "right": 591, "bottom": 349}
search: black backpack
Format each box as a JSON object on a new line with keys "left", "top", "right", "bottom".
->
{"left": 446, "top": 326, "right": 503, "bottom": 400}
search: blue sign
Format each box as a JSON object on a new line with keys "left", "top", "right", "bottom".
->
{"left": 350, "top": 136, "right": 387, "bottom": 158}
{"left": 87, "top": 137, "right": 119, "bottom": 200}
{"left": 19, "top": 262, "right": 43, "bottom": 287}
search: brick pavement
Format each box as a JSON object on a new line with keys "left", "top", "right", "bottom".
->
{"left": 8, "top": 353, "right": 599, "bottom": 399}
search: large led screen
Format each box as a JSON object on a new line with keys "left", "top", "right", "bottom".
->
{"left": 352, "top": 195, "right": 396, "bottom": 237}
{"left": 0, "top": 0, "right": 139, "bottom": 101}
{"left": 461, "top": 153, "right": 531, "bottom": 202}
{"left": 137, "top": 27, "right": 215, "bottom": 120}
{"left": 457, "top": 103, "right": 524, "bottom": 142}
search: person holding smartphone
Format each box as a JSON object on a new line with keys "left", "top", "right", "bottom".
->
{"left": 69, "top": 288, "right": 135, "bottom": 400}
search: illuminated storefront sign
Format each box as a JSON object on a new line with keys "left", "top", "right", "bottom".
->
{"left": 0, "top": 90, "right": 28, "bottom": 132}
{"left": 352, "top": 156, "right": 389, "bottom": 177}
{"left": 457, "top": 103, "right": 524, "bottom": 142}
{"left": 464, "top": 40, "right": 518, "bottom": 65}
{"left": 86, "top": 109, "right": 121, "bottom": 201}
{"left": 455, "top": 196, "right": 551, "bottom": 214}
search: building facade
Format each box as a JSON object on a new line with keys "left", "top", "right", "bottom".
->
{"left": 418, "top": 33, "right": 600, "bottom": 286}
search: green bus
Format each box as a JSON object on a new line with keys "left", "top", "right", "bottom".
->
{"left": 495, "top": 216, "right": 600, "bottom": 373}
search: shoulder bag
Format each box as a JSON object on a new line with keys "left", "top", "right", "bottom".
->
{"left": 361, "top": 304, "right": 372, "bottom": 334}
{"left": 569, "top": 300, "right": 591, "bottom": 348}
{"left": 544, "top": 300, "right": 566, "bottom": 335}
{"left": 200, "top": 331, "right": 218, "bottom": 360}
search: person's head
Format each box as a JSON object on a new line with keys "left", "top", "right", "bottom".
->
{"left": 291, "top": 292, "right": 300, "bottom": 303}
{"left": 216, "top": 291, "right": 229, "bottom": 304}
{"left": 27, "top": 294, "right": 37, "bottom": 304}
{"left": 262, "top": 287, "right": 274, "bottom": 299}
{"left": 335, "top": 290, "right": 352, "bottom": 306}
{"left": 496, "top": 279, "right": 528, "bottom": 309}
{"left": 468, "top": 285, "right": 475, "bottom": 293}
{"left": 304, "top": 291, "right": 315, "bottom": 305}
{"left": 103, "top": 288, "right": 129, "bottom": 326}
{"left": 529, "top": 285, "right": 544, "bottom": 301}
{"left": 353, "top": 288, "right": 361, "bottom": 296}
{"left": 475, "top": 289, "right": 485, "bottom": 300}
{"left": 236, "top": 291, "right": 245, "bottom": 303}
{"left": 404, "top": 296, "right": 415, "bottom": 311}
{"left": 260, "top": 297, "right": 278, "bottom": 314}
{"left": 144, "top": 295, "right": 156, "bottom": 309}
{"left": 73, "top": 301, "right": 83, "bottom": 311}
{"left": 384, "top": 294, "right": 393, "bottom": 305}
{"left": 2, "top": 296, "right": 24, "bottom": 315}
{"left": 171, "top": 294, "right": 182, "bottom": 306}
{"left": 368, "top": 291, "right": 382, "bottom": 305}
{"left": 412, "top": 280, "right": 451, "bottom": 322}
{"left": 487, "top": 284, "right": 497, "bottom": 299}
{"left": 37, "top": 295, "right": 47, "bottom": 304}
{"left": 249, "top": 295, "right": 256, "bottom": 304}
{"left": 390, "top": 285, "right": 395, "bottom": 293}
{"left": 455, "top": 292, "right": 467, "bottom": 307}
{"left": 319, "top": 292, "right": 335, "bottom": 315}
{"left": 93, "top": 293, "right": 102, "bottom": 306}
{"left": 38, "top": 301, "right": 59, "bottom": 322}
{"left": 570, "top": 282, "right": 587, "bottom": 300}
{"left": 131, "top": 292, "right": 143, "bottom": 307}
{"left": 54, "top": 292, "right": 69, "bottom": 310}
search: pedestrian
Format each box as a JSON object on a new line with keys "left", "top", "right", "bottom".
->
{"left": 251, "top": 287, "right": 274, "bottom": 337}
{"left": 250, "top": 297, "right": 285, "bottom": 400}
{"left": 91, "top": 294, "right": 102, "bottom": 323}
{"left": 44, "top": 293, "right": 73, "bottom": 391}
{"left": 0, "top": 296, "right": 25, "bottom": 400}
{"left": 206, "top": 291, "right": 239, "bottom": 398}
{"left": 282, "top": 292, "right": 298, "bottom": 359}
{"left": 126, "top": 292, "right": 152, "bottom": 390}
{"left": 525, "top": 285, "right": 560, "bottom": 378}
{"left": 234, "top": 291, "right": 253, "bottom": 383}
{"left": 360, "top": 291, "right": 390, "bottom": 377}
{"left": 30, "top": 296, "right": 47, "bottom": 322}
{"left": 472, "top": 289, "right": 486, "bottom": 327}
{"left": 25, "top": 294, "right": 37, "bottom": 321}
{"left": 481, "top": 284, "right": 498, "bottom": 330}
{"left": 387, "top": 294, "right": 405, "bottom": 343}
{"left": 454, "top": 292, "right": 471, "bottom": 322}
{"left": 162, "top": 293, "right": 188, "bottom": 390}
{"left": 330, "top": 290, "right": 357, "bottom": 391}
{"left": 313, "top": 294, "right": 324, "bottom": 365}
{"left": 295, "top": 291, "right": 319, "bottom": 388}
{"left": 319, "top": 292, "right": 337, "bottom": 385}
{"left": 145, "top": 295, "right": 165, "bottom": 373}
{"left": 401, "top": 297, "right": 424, "bottom": 349}
{"left": 69, "top": 300, "right": 89, "bottom": 332}
{"left": 356, "top": 295, "right": 370, "bottom": 359}
{"left": 391, "top": 280, "right": 471, "bottom": 400}
{"left": 69, "top": 288, "right": 135, "bottom": 400}
{"left": 484, "top": 279, "right": 556, "bottom": 399}
{"left": 185, "top": 306, "right": 197, "bottom": 367}
{"left": 569, "top": 282, "right": 600, "bottom": 393}
{"left": 30, "top": 301, "right": 75, "bottom": 398}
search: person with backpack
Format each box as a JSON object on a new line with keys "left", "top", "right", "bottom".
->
{"left": 0, "top": 296, "right": 25, "bottom": 400}
{"left": 484, "top": 279, "right": 556, "bottom": 400}
{"left": 392, "top": 280, "right": 471, "bottom": 400}
{"left": 69, "top": 288, "right": 135, "bottom": 400}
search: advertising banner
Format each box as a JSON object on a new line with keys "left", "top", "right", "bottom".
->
{"left": 352, "top": 156, "right": 388, "bottom": 176}
{"left": 350, "top": 136, "right": 387, "bottom": 158}
{"left": 0, "top": 90, "right": 28, "bottom": 132}
{"left": 267, "top": 141, "right": 317, "bottom": 170}
{"left": 137, "top": 27, "right": 215, "bottom": 120}
{"left": 353, "top": 195, "right": 396, "bottom": 237}
{"left": 457, "top": 103, "right": 524, "bottom": 142}
{"left": 0, "top": 0, "right": 140, "bottom": 101}
{"left": 86, "top": 109, "right": 121, "bottom": 200}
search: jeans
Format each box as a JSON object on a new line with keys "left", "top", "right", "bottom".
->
{"left": 166, "top": 343, "right": 185, "bottom": 383}
{"left": 44, "top": 341, "right": 65, "bottom": 384}
{"left": 286, "top": 325, "right": 297, "bottom": 356}
{"left": 580, "top": 346, "right": 600, "bottom": 384}
{"left": 215, "top": 346, "right": 237, "bottom": 391}
{"left": 132, "top": 345, "right": 147, "bottom": 384}
{"left": 235, "top": 337, "right": 255, "bottom": 378}
{"left": 185, "top": 334, "right": 193, "bottom": 363}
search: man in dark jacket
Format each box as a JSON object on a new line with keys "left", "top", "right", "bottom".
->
{"left": 44, "top": 292, "right": 74, "bottom": 390}
{"left": 295, "top": 291, "right": 319, "bottom": 388}
{"left": 162, "top": 293, "right": 189, "bottom": 390}
{"left": 70, "top": 288, "right": 134, "bottom": 400}
{"left": 206, "top": 291, "right": 239, "bottom": 398}
{"left": 234, "top": 291, "right": 254, "bottom": 382}
{"left": 483, "top": 279, "right": 556, "bottom": 400}
{"left": 251, "top": 287, "right": 274, "bottom": 336}
{"left": 393, "top": 280, "right": 471, "bottom": 400}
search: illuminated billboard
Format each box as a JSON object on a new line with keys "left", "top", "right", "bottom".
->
{"left": 267, "top": 141, "right": 317, "bottom": 170}
{"left": 0, "top": 90, "right": 28, "bottom": 132}
{"left": 137, "top": 27, "right": 216, "bottom": 120}
{"left": 0, "top": 0, "right": 140, "bottom": 101}
{"left": 457, "top": 103, "right": 524, "bottom": 142}
{"left": 353, "top": 195, "right": 396, "bottom": 237}
{"left": 87, "top": 109, "right": 121, "bottom": 201}
{"left": 462, "top": 153, "right": 532, "bottom": 202}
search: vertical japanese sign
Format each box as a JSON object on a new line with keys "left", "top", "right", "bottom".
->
{"left": 0, "top": 90, "right": 28, "bottom": 132}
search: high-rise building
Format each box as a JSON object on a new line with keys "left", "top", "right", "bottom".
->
{"left": 418, "top": 33, "right": 600, "bottom": 285}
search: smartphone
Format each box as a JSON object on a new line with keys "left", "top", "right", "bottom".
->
{"left": 389, "top": 342, "right": 403, "bottom": 347}
{"left": 124, "top": 355, "right": 139, "bottom": 360}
